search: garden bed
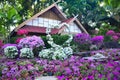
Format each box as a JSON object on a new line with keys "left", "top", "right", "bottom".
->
{"left": 0, "top": 49, "right": 120, "bottom": 80}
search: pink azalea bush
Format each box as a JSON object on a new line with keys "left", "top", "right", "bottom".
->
{"left": 17, "top": 29, "right": 28, "bottom": 36}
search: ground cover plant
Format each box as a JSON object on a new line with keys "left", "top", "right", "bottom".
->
{"left": 0, "top": 50, "right": 120, "bottom": 80}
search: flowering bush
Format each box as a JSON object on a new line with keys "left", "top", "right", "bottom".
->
{"left": 18, "top": 36, "right": 44, "bottom": 49}
{"left": 4, "top": 46, "right": 18, "bottom": 58}
{"left": 20, "top": 48, "right": 34, "bottom": 58}
{"left": 74, "top": 33, "right": 91, "bottom": 45}
{"left": 17, "top": 29, "right": 28, "bottom": 36}
{"left": 73, "top": 33, "right": 91, "bottom": 51}
{"left": 92, "top": 35, "right": 104, "bottom": 49}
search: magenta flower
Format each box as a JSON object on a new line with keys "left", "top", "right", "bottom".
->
{"left": 17, "top": 29, "right": 28, "bottom": 35}
{"left": 106, "top": 30, "right": 115, "bottom": 36}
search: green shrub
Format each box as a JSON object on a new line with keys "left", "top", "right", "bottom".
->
{"left": 41, "top": 34, "right": 74, "bottom": 48}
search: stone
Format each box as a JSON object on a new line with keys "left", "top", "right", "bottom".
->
{"left": 35, "top": 76, "right": 57, "bottom": 80}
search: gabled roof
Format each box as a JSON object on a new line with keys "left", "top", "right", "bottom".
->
{"left": 14, "top": 3, "right": 67, "bottom": 31}
{"left": 59, "top": 17, "right": 88, "bottom": 34}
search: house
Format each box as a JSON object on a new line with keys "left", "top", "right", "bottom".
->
{"left": 11, "top": 2, "right": 88, "bottom": 37}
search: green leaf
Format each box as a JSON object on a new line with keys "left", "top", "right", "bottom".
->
{"left": 7, "top": 7, "right": 17, "bottom": 19}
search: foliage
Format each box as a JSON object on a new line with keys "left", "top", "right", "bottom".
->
{"left": 98, "top": 23, "right": 118, "bottom": 35}
{"left": 10, "top": 36, "right": 23, "bottom": 43}
{"left": 60, "top": 0, "right": 108, "bottom": 30}
{"left": 20, "top": 48, "right": 34, "bottom": 58}
{"left": 4, "top": 46, "right": 18, "bottom": 58}
{"left": 0, "top": 1, "right": 21, "bottom": 42}
{"left": 18, "top": 36, "right": 44, "bottom": 49}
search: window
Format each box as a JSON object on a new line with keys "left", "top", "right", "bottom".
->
{"left": 33, "top": 19, "right": 38, "bottom": 26}
{"left": 26, "top": 17, "right": 61, "bottom": 28}
{"left": 39, "top": 18, "right": 43, "bottom": 24}
{"left": 26, "top": 20, "right": 32, "bottom": 25}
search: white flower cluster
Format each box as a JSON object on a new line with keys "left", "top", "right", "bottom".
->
{"left": 52, "top": 48, "right": 67, "bottom": 60}
{"left": 4, "top": 46, "right": 18, "bottom": 58}
{"left": 20, "top": 48, "right": 34, "bottom": 58}
{"left": 39, "top": 47, "right": 69, "bottom": 60}
{"left": 39, "top": 32, "right": 73, "bottom": 60}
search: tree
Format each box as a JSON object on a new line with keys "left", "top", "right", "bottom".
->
{"left": 0, "top": 1, "right": 21, "bottom": 42}
{"left": 101, "top": 0, "right": 120, "bottom": 27}
{"left": 59, "top": 0, "right": 108, "bottom": 32}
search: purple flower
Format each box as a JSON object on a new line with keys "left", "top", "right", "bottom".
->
{"left": 2, "top": 44, "right": 17, "bottom": 49}
{"left": 92, "top": 35, "right": 104, "bottom": 45}
{"left": 74, "top": 33, "right": 91, "bottom": 45}
{"left": 57, "top": 75, "right": 65, "bottom": 80}
{"left": 64, "top": 67, "right": 72, "bottom": 75}
{"left": 2, "top": 68, "right": 9, "bottom": 74}
{"left": 18, "top": 36, "right": 44, "bottom": 49}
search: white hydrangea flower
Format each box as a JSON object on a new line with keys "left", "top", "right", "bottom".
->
{"left": 4, "top": 46, "right": 18, "bottom": 58}
{"left": 20, "top": 48, "right": 34, "bottom": 58}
